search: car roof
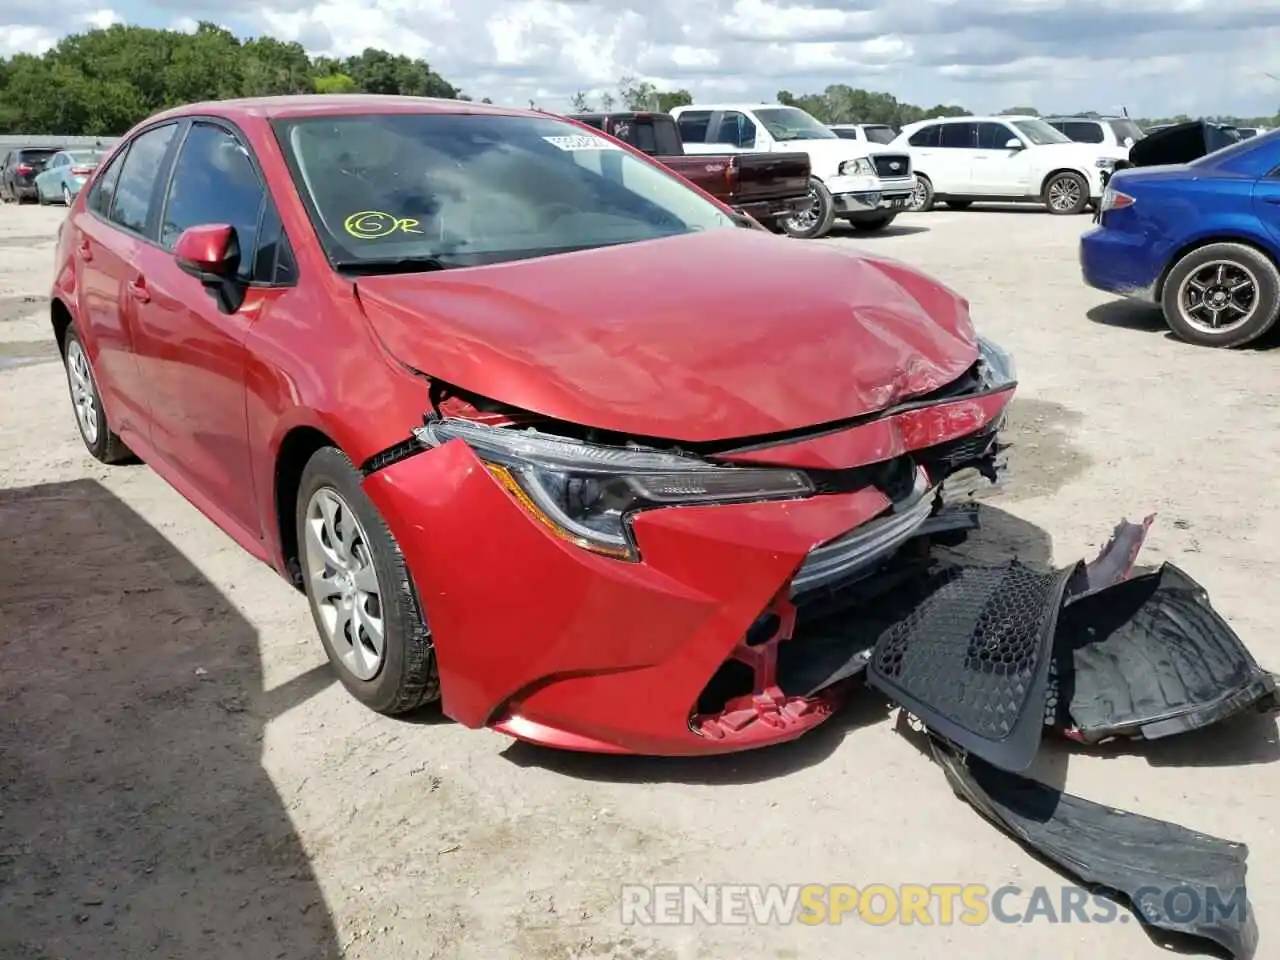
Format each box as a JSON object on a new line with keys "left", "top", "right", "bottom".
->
{"left": 1043, "top": 116, "right": 1126, "bottom": 122}
{"left": 671, "top": 103, "right": 788, "bottom": 112}
{"left": 903, "top": 115, "right": 1031, "bottom": 128}
{"left": 138, "top": 94, "right": 538, "bottom": 127}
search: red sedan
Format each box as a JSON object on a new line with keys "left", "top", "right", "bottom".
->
{"left": 50, "top": 95, "right": 1016, "bottom": 755}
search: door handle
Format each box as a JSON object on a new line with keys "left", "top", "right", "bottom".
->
{"left": 1264, "top": 197, "right": 1280, "bottom": 205}
{"left": 76, "top": 239, "right": 92, "bottom": 261}
{"left": 127, "top": 278, "right": 150, "bottom": 303}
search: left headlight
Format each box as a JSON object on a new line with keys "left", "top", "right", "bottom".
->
{"left": 414, "top": 418, "right": 814, "bottom": 560}
{"left": 977, "top": 335, "right": 1017, "bottom": 389}
{"left": 838, "top": 157, "right": 876, "bottom": 177}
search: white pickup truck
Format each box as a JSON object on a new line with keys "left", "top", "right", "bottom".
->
{"left": 669, "top": 103, "right": 916, "bottom": 239}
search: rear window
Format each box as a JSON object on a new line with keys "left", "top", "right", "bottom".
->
{"left": 610, "top": 116, "right": 682, "bottom": 156}
{"left": 863, "top": 125, "right": 897, "bottom": 144}
{"left": 18, "top": 149, "right": 57, "bottom": 169}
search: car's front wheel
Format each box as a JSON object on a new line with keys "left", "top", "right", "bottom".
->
{"left": 780, "top": 177, "right": 836, "bottom": 239}
{"left": 62, "top": 185, "right": 73, "bottom": 206}
{"left": 1161, "top": 242, "right": 1280, "bottom": 348}
{"left": 61, "top": 326, "right": 132, "bottom": 463}
{"left": 297, "top": 446, "right": 440, "bottom": 715}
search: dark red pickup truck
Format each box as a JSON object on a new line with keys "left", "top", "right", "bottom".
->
{"left": 568, "top": 111, "right": 812, "bottom": 235}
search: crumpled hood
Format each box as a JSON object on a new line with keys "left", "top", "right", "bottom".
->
{"left": 356, "top": 228, "right": 977, "bottom": 443}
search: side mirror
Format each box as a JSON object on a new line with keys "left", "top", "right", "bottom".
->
{"left": 173, "top": 224, "right": 246, "bottom": 314}
{"left": 1004, "top": 138, "right": 1024, "bottom": 150}
{"left": 174, "top": 224, "right": 240, "bottom": 283}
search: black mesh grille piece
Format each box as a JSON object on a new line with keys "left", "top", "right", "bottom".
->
{"left": 867, "top": 559, "right": 1074, "bottom": 771}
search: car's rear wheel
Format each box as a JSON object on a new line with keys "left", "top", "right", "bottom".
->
{"left": 781, "top": 177, "right": 835, "bottom": 239}
{"left": 62, "top": 185, "right": 73, "bottom": 206}
{"left": 1043, "top": 172, "right": 1089, "bottom": 215}
{"left": 61, "top": 326, "right": 132, "bottom": 463}
{"left": 906, "top": 175, "right": 934, "bottom": 212}
{"left": 36, "top": 185, "right": 48, "bottom": 206}
{"left": 1161, "top": 243, "right": 1280, "bottom": 348}
{"left": 297, "top": 446, "right": 439, "bottom": 715}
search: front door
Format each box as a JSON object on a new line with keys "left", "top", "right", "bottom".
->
{"left": 969, "top": 122, "right": 1035, "bottom": 195}
{"left": 128, "top": 120, "right": 268, "bottom": 534}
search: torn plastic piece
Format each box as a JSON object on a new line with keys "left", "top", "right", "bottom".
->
{"left": 1049, "top": 562, "right": 1279, "bottom": 742}
{"left": 866, "top": 559, "right": 1076, "bottom": 772}
{"left": 931, "top": 738, "right": 1258, "bottom": 960}
{"left": 1065, "top": 514, "right": 1156, "bottom": 599}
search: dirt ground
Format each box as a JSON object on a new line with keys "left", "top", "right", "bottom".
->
{"left": 1, "top": 201, "right": 1278, "bottom": 960}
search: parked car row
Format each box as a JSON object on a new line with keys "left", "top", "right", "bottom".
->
{"left": 2, "top": 145, "right": 105, "bottom": 205}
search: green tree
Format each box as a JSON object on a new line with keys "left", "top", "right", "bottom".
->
{"left": 999, "top": 106, "right": 1039, "bottom": 116}
{"left": 569, "top": 90, "right": 592, "bottom": 111}
{"left": 314, "top": 72, "right": 359, "bottom": 94}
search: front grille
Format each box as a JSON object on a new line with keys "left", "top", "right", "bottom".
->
{"left": 872, "top": 154, "right": 911, "bottom": 178}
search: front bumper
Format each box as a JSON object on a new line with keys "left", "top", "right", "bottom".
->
{"left": 828, "top": 174, "right": 916, "bottom": 215}
{"left": 362, "top": 382, "right": 1016, "bottom": 756}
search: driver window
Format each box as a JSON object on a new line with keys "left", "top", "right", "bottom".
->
{"left": 160, "top": 123, "right": 265, "bottom": 281}
{"left": 976, "top": 123, "right": 1016, "bottom": 149}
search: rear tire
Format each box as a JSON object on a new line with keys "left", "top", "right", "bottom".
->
{"left": 781, "top": 177, "right": 836, "bottom": 239}
{"left": 906, "top": 175, "right": 934, "bottom": 212}
{"left": 296, "top": 446, "right": 440, "bottom": 715}
{"left": 61, "top": 326, "right": 133, "bottom": 464}
{"left": 1043, "top": 172, "right": 1090, "bottom": 215}
{"left": 1160, "top": 242, "right": 1280, "bottom": 348}
{"left": 849, "top": 214, "right": 897, "bottom": 233}
{"left": 36, "top": 185, "right": 48, "bottom": 206}
{"left": 62, "top": 185, "right": 73, "bottom": 206}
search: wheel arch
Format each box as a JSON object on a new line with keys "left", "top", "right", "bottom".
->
{"left": 1039, "top": 166, "right": 1091, "bottom": 196}
{"left": 274, "top": 424, "right": 341, "bottom": 590}
{"left": 1154, "top": 234, "right": 1280, "bottom": 303}
{"left": 50, "top": 296, "right": 74, "bottom": 354}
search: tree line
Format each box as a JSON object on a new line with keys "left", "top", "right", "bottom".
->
{"left": 0, "top": 22, "right": 474, "bottom": 136}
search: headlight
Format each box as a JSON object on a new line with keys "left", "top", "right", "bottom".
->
{"left": 1095, "top": 157, "right": 1116, "bottom": 169}
{"left": 414, "top": 418, "right": 814, "bottom": 560}
{"left": 838, "top": 157, "right": 875, "bottom": 177}
{"left": 977, "top": 335, "right": 1017, "bottom": 389}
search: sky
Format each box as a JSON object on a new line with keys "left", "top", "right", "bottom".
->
{"left": 3, "top": 0, "right": 1280, "bottom": 118}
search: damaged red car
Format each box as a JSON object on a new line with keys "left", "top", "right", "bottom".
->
{"left": 47, "top": 94, "right": 1261, "bottom": 760}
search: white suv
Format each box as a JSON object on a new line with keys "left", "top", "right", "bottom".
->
{"left": 670, "top": 103, "right": 916, "bottom": 239}
{"left": 891, "top": 115, "right": 1116, "bottom": 215}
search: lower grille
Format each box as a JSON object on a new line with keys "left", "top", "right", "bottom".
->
{"left": 872, "top": 154, "right": 911, "bottom": 178}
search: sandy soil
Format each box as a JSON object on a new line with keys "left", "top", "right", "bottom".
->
{"left": 1, "top": 201, "right": 1278, "bottom": 960}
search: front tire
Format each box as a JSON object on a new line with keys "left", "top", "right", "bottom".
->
{"left": 1161, "top": 242, "right": 1280, "bottom": 348}
{"left": 61, "top": 326, "right": 132, "bottom": 464}
{"left": 849, "top": 214, "right": 897, "bottom": 233}
{"left": 906, "top": 175, "right": 934, "bottom": 212}
{"left": 62, "top": 185, "right": 73, "bottom": 206}
{"left": 297, "top": 447, "right": 440, "bottom": 715}
{"left": 1043, "top": 172, "right": 1090, "bottom": 215}
{"left": 36, "top": 185, "right": 48, "bottom": 206}
{"left": 781, "top": 177, "right": 836, "bottom": 239}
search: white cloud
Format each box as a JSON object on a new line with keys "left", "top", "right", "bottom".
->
{"left": 4, "top": 0, "right": 1280, "bottom": 117}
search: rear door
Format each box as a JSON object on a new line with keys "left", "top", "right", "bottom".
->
{"left": 129, "top": 119, "right": 281, "bottom": 533}
{"left": 74, "top": 123, "right": 181, "bottom": 436}
{"left": 675, "top": 109, "right": 732, "bottom": 155}
{"left": 928, "top": 122, "right": 979, "bottom": 193}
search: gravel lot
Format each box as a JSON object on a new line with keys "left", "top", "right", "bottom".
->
{"left": 2, "top": 202, "right": 1278, "bottom": 960}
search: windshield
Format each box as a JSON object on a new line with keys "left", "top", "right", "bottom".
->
{"left": 863, "top": 125, "right": 897, "bottom": 144}
{"left": 274, "top": 112, "right": 736, "bottom": 270}
{"left": 754, "top": 108, "right": 838, "bottom": 141}
{"left": 1011, "top": 119, "right": 1073, "bottom": 146}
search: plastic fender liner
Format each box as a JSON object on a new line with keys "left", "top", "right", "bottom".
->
{"left": 865, "top": 559, "right": 1077, "bottom": 773}
{"left": 1049, "top": 562, "right": 1279, "bottom": 742}
{"left": 931, "top": 738, "right": 1258, "bottom": 960}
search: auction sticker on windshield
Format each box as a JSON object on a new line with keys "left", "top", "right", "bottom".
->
{"left": 543, "top": 135, "right": 621, "bottom": 151}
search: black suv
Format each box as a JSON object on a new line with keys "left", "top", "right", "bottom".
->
{"left": 1, "top": 146, "right": 60, "bottom": 204}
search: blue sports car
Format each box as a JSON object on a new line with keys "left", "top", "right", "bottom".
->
{"left": 1080, "top": 128, "right": 1280, "bottom": 348}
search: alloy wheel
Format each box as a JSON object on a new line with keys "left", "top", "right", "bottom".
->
{"left": 1177, "top": 260, "right": 1258, "bottom": 335}
{"left": 302, "top": 487, "right": 386, "bottom": 681}
{"left": 64, "top": 338, "right": 99, "bottom": 445}
{"left": 1047, "top": 177, "right": 1082, "bottom": 212}
{"left": 907, "top": 179, "right": 929, "bottom": 211}
{"left": 786, "top": 189, "right": 819, "bottom": 232}
{"left": 63, "top": 185, "right": 72, "bottom": 206}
